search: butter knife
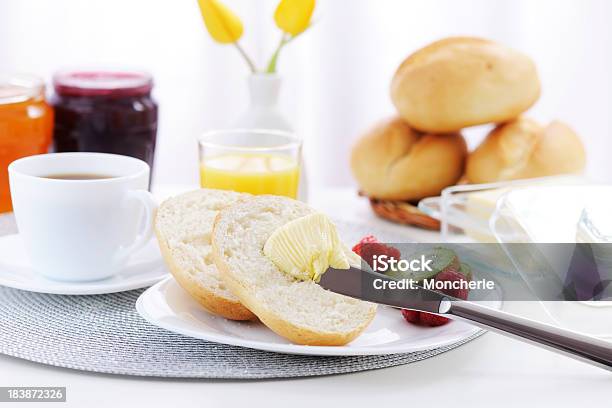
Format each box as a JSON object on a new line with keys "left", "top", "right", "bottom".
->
{"left": 318, "top": 266, "right": 612, "bottom": 371}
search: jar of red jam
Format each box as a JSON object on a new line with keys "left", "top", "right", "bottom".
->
{"left": 51, "top": 71, "right": 158, "bottom": 171}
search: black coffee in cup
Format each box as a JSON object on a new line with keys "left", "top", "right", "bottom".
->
{"left": 43, "top": 174, "right": 114, "bottom": 180}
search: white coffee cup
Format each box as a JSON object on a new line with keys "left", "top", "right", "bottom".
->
{"left": 8, "top": 152, "right": 157, "bottom": 282}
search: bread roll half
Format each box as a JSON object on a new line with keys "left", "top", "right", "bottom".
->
{"left": 212, "top": 196, "right": 377, "bottom": 346}
{"left": 391, "top": 37, "right": 541, "bottom": 132}
{"left": 155, "top": 189, "right": 256, "bottom": 321}
{"left": 350, "top": 117, "right": 467, "bottom": 201}
{"left": 466, "top": 117, "right": 586, "bottom": 183}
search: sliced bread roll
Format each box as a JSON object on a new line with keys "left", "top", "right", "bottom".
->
{"left": 212, "top": 195, "right": 377, "bottom": 346}
{"left": 155, "top": 189, "right": 256, "bottom": 321}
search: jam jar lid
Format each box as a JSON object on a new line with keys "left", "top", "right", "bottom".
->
{"left": 0, "top": 74, "right": 45, "bottom": 105}
{"left": 53, "top": 70, "right": 153, "bottom": 97}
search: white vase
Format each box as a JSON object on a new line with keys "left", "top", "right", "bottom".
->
{"left": 234, "top": 74, "right": 308, "bottom": 201}
{"left": 235, "top": 74, "right": 292, "bottom": 131}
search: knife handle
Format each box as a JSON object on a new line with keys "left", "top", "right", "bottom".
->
{"left": 447, "top": 301, "right": 612, "bottom": 371}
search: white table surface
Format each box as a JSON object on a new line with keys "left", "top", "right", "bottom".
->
{"left": 0, "top": 187, "right": 609, "bottom": 407}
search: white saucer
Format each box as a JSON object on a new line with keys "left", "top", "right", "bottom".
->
{"left": 0, "top": 233, "right": 168, "bottom": 295}
{"left": 136, "top": 277, "right": 501, "bottom": 356}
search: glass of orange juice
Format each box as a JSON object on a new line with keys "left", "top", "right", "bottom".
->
{"left": 198, "top": 129, "right": 301, "bottom": 198}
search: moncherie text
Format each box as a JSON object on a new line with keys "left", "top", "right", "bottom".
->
{"left": 373, "top": 278, "right": 495, "bottom": 291}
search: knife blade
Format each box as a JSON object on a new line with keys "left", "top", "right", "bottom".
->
{"left": 318, "top": 266, "right": 451, "bottom": 314}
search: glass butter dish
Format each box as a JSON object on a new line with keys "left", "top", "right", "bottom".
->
{"left": 491, "top": 184, "right": 612, "bottom": 339}
{"left": 419, "top": 176, "right": 587, "bottom": 243}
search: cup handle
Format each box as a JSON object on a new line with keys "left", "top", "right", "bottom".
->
{"left": 116, "top": 189, "right": 157, "bottom": 263}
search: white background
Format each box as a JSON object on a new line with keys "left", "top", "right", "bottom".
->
{"left": 1, "top": 0, "right": 611, "bottom": 188}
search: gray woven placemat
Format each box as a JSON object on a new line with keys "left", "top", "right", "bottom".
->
{"left": 0, "top": 286, "right": 484, "bottom": 379}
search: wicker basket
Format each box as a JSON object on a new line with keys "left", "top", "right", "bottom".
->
{"left": 366, "top": 195, "right": 441, "bottom": 231}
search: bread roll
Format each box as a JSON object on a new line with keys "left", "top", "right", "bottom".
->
{"left": 466, "top": 117, "right": 586, "bottom": 183}
{"left": 155, "top": 189, "right": 256, "bottom": 321}
{"left": 350, "top": 117, "right": 467, "bottom": 201}
{"left": 212, "top": 196, "right": 376, "bottom": 346}
{"left": 391, "top": 37, "right": 541, "bottom": 133}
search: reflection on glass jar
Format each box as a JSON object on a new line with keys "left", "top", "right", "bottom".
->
{"left": 0, "top": 74, "right": 53, "bottom": 212}
{"left": 51, "top": 71, "right": 158, "bottom": 175}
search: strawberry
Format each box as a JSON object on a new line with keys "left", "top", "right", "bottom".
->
{"left": 401, "top": 308, "right": 450, "bottom": 326}
{"left": 435, "top": 268, "right": 470, "bottom": 300}
{"left": 351, "top": 235, "right": 378, "bottom": 256}
{"left": 401, "top": 261, "right": 472, "bottom": 327}
{"left": 352, "top": 238, "right": 472, "bottom": 328}
{"left": 400, "top": 309, "right": 421, "bottom": 324}
{"left": 352, "top": 235, "right": 400, "bottom": 269}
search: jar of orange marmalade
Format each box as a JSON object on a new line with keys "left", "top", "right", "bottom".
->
{"left": 0, "top": 75, "right": 53, "bottom": 212}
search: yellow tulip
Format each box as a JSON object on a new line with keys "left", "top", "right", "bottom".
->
{"left": 274, "top": 0, "right": 315, "bottom": 36}
{"left": 197, "top": 0, "right": 244, "bottom": 44}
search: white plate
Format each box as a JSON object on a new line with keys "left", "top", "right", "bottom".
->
{"left": 0, "top": 233, "right": 168, "bottom": 295}
{"left": 137, "top": 277, "right": 501, "bottom": 356}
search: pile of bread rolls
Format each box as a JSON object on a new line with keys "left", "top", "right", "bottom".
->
{"left": 351, "top": 37, "right": 585, "bottom": 227}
